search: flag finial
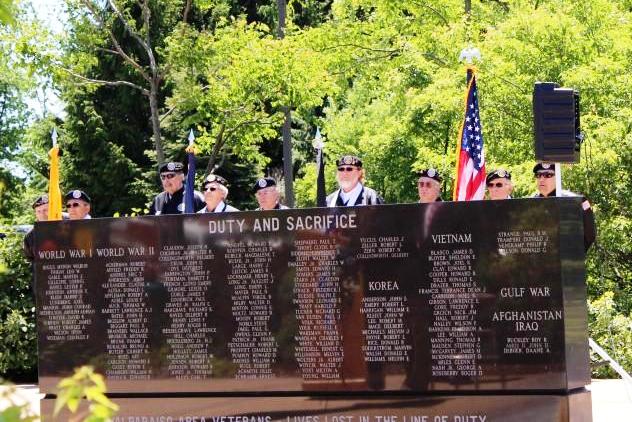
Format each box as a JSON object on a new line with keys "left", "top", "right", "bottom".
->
{"left": 51, "top": 128, "right": 58, "bottom": 147}
{"left": 312, "top": 127, "right": 324, "bottom": 150}
{"left": 188, "top": 129, "right": 195, "bottom": 146}
{"left": 459, "top": 47, "right": 481, "bottom": 65}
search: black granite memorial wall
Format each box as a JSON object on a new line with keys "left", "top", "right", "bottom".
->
{"left": 34, "top": 198, "right": 592, "bottom": 421}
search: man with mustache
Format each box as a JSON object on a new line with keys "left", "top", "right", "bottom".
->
{"left": 326, "top": 155, "right": 384, "bottom": 207}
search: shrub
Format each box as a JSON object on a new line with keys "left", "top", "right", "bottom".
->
{"left": 588, "top": 291, "right": 632, "bottom": 378}
{"left": 0, "top": 232, "right": 37, "bottom": 380}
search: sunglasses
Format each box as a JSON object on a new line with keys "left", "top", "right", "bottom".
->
{"left": 535, "top": 172, "right": 555, "bottom": 179}
{"left": 487, "top": 182, "right": 505, "bottom": 188}
{"left": 66, "top": 202, "right": 83, "bottom": 208}
{"left": 337, "top": 166, "right": 357, "bottom": 172}
{"left": 418, "top": 181, "right": 435, "bottom": 188}
{"left": 160, "top": 173, "right": 178, "bottom": 180}
{"left": 204, "top": 186, "right": 218, "bottom": 192}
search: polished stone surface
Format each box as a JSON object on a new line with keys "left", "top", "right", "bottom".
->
{"left": 34, "top": 199, "right": 590, "bottom": 394}
{"left": 40, "top": 389, "right": 593, "bottom": 422}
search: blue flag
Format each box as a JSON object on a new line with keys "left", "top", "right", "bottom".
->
{"left": 184, "top": 130, "right": 196, "bottom": 213}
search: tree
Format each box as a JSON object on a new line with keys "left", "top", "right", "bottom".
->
{"left": 162, "top": 15, "right": 334, "bottom": 182}
{"left": 36, "top": 0, "right": 197, "bottom": 215}
{"left": 0, "top": 10, "right": 32, "bottom": 221}
{"left": 0, "top": 0, "right": 14, "bottom": 25}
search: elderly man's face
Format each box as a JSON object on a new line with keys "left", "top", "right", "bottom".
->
{"left": 203, "top": 183, "right": 226, "bottom": 210}
{"left": 34, "top": 204, "right": 48, "bottom": 222}
{"left": 535, "top": 170, "right": 556, "bottom": 196}
{"left": 161, "top": 172, "right": 184, "bottom": 195}
{"left": 336, "top": 165, "right": 362, "bottom": 192}
{"left": 255, "top": 187, "right": 280, "bottom": 210}
{"left": 418, "top": 177, "right": 441, "bottom": 203}
{"left": 66, "top": 200, "right": 90, "bottom": 220}
{"left": 487, "top": 178, "right": 513, "bottom": 200}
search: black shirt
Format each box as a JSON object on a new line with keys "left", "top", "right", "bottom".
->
{"left": 149, "top": 187, "right": 205, "bottom": 215}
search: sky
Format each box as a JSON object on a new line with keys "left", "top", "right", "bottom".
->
{"left": 25, "top": 0, "right": 67, "bottom": 118}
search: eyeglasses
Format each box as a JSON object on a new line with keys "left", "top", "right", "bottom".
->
{"left": 337, "top": 166, "right": 357, "bottom": 172}
{"left": 535, "top": 172, "right": 555, "bottom": 179}
{"left": 204, "top": 186, "right": 218, "bottom": 192}
{"left": 66, "top": 202, "right": 82, "bottom": 208}
{"left": 418, "top": 181, "right": 435, "bottom": 188}
{"left": 487, "top": 182, "right": 505, "bottom": 188}
{"left": 160, "top": 173, "right": 178, "bottom": 180}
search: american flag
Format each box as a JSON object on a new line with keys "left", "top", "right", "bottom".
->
{"left": 453, "top": 73, "right": 486, "bottom": 201}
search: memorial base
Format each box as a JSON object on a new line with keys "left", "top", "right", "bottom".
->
{"left": 41, "top": 389, "right": 592, "bottom": 422}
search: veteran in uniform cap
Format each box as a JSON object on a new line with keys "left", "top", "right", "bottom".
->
{"left": 532, "top": 162, "right": 596, "bottom": 251}
{"left": 254, "top": 177, "right": 288, "bottom": 210}
{"left": 23, "top": 194, "right": 50, "bottom": 262}
{"left": 65, "top": 190, "right": 92, "bottom": 220}
{"left": 327, "top": 155, "right": 384, "bottom": 207}
{"left": 417, "top": 168, "right": 443, "bottom": 203}
{"left": 486, "top": 169, "right": 513, "bottom": 200}
{"left": 149, "top": 161, "right": 205, "bottom": 215}
{"left": 32, "top": 194, "right": 49, "bottom": 222}
{"left": 198, "top": 174, "right": 239, "bottom": 213}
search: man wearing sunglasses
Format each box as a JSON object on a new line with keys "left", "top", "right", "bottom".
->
{"left": 533, "top": 162, "right": 596, "bottom": 251}
{"left": 149, "top": 161, "right": 205, "bottom": 215}
{"left": 198, "top": 174, "right": 239, "bottom": 213}
{"left": 254, "top": 177, "right": 288, "bottom": 210}
{"left": 327, "top": 155, "right": 384, "bottom": 207}
{"left": 417, "top": 168, "right": 443, "bottom": 203}
{"left": 65, "top": 190, "right": 92, "bottom": 220}
{"left": 486, "top": 169, "right": 513, "bottom": 200}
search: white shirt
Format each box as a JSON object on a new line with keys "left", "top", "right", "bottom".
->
{"left": 337, "top": 183, "right": 363, "bottom": 206}
{"left": 198, "top": 201, "right": 226, "bottom": 213}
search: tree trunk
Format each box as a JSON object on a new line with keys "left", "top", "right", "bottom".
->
{"left": 282, "top": 106, "right": 294, "bottom": 207}
{"left": 277, "top": 0, "right": 286, "bottom": 38}
{"left": 277, "top": 0, "right": 294, "bottom": 206}
{"left": 148, "top": 81, "right": 165, "bottom": 164}
{"left": 206, "top": 123, "right": 226, "bottom": 174}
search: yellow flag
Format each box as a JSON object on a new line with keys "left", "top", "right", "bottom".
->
{"left": 48, "top": 146, "right": 62, "bottom": 220}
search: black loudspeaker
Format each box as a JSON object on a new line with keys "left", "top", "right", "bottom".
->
{"left": 533, "top": 82, "right": 582, "bottom": 163}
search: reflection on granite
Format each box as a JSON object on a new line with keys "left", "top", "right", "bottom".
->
{"left": 35, "top": 199, "right": 590, "bottom": 394}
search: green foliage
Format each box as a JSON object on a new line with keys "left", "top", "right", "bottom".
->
{"left": 0, "top": 382, "right": 38, "bottom": 422}
{"left": 589, "top": 292, "right": 632, "bottom": 378}
{"left": 0, "top": 0, "right": 15, "bottom": 25}
{"left": 1, "top": 0, "right": 631, "bottom": 377}
{"left": 54, "top": 365, "right": 119, "bottom": 421}
{"left": 0, "top": 233, "right": 36, "bottom": 378}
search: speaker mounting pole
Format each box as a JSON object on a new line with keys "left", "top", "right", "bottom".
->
{"left": 555, "top": 163, "right": 562, "bottom": 197}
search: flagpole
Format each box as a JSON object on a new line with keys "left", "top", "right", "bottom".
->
{"left": 555, "top": 163, "right": 562, "bottom": 197}
{"left": 454, "top": 47, "right": 482, "bottom": 201}
{"left": 184, "top": 129, "right": 197, "bottom": 213}
{"left": 47, "top": 128, "right": 63, "bottom": 220}
{"left": 313, "top": 128, "right": 326, "bottom": 207}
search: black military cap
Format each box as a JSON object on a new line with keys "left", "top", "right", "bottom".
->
{"left": 533, "top": 162, "right": 555, "bottom": 173}
{"left": 417, "top": 168, "right": 442, "bottom": 183}
{"left": 65, "top": 189, "right": 91, "bottom": 204}
{"left": 336, "top": 155, "right": 363, "bottom": 168}
{"left": 254, "top": 177, "right": 277, "bottom": 193}
{"left": 202, "top": 174, "right": 228, "bottom": 189}
{"left": 486, "top": 169, "right": 512, "bottom": 183}
{"left": 32, "top": 194, "right": 49, "bottom": 209}
{"left": 159, "top": 161, "right": 184, "bottom": 173}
